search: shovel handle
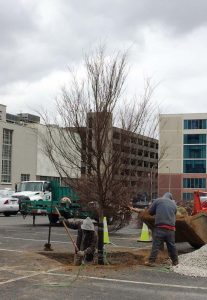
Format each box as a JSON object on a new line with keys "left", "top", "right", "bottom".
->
{"left": 55, "top": 207, "right": 79, "bottom": 252}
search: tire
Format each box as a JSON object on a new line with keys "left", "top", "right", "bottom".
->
{"left": 189, "top": 242, "right": 204, "bottom": 249}
{"left": 48, "top": 215, "right": 59, "bottom": 224}
{"left": 12, "top": 211, "right": 18, "bottom": 215}
{"left": 4, "top": 212, "right": 12, "bottom": 217}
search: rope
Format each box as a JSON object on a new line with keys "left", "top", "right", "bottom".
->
{"left": 145, "top": 265, "right": 171, "bottom": 273}
{"left": 40, "top": 262, "right": 86, "bottom": 288}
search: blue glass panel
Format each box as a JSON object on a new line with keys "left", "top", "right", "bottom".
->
{"left": 183, "top": 160, "right": 206, "bottom": 173}
{"left": 183, "top": 178, "right": 206, "bottom": 188}
{"left": 184, "top": 120, "right": 188, "bottom": 129}
{"left": 184, "top": 145, "right": 206, "bottom": 158}
{"left": 184, "top": 134, "right": 206, "bottom": 144}
{"left": 183, "top": 193, "right": 193, "bottom": 201}
{"left": 183, "top": 119, "right": 207, "bottom": 129}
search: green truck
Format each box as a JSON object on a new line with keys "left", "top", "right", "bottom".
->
{"left": 14, "top": 180, "right": 93, "bottom": 223}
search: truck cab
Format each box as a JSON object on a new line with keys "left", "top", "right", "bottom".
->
{"left": 13, "top": 181, "right": 52, "bottom": 201}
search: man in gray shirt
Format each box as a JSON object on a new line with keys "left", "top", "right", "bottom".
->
{"left": 146, "top": 192, "right": 178, "bottom": 266}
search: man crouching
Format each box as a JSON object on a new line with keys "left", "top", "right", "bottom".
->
{"left": 74, "top": 217, "right": 97, "bottom": 266}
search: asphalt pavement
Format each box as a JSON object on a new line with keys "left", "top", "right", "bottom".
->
{"left": 0, "top": 214, "right": 206, "bottom": 300}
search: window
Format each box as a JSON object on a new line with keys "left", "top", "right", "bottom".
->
{"left": 1, "top": 129, "right": 12, "bottom": 183}
{"left": 137, "top": 160, "right": 143, "bottom": 167}
{"left": 131, "top": 148, "right": 136, "bottom": 155}
{"left": 131, "top": 159, "right": 136, "bottom": 166}
{"left": 144, "top": 151, "right": 149, "bottom": 157}
{"left": 138, "top": 150, "right": 143, "bottom": 156}
{"left": 39, "top": 176, "right": 60, "bottom": 183}
{"left": 183, "top": 160, "right": 206, "bottom": 173}
{"left": 183, "top": 178, "right": 206, "bottom": 189}
{"left": 183, "top": 133, "right": 207, "bottom": 174}
{"left": 88, "top": 117, "right": 93, "bottom": 128}
{"left": 144, "top": 161, "right": 148, "bottom": 168}
{"left": 184, "top": 119, "right": 206, "bottom": 130}
{"left": 113, "top": 132, "right": 120, "bottom": 139}
{"left": 183, "top": 193, "right": 193, "bottom": 201}
{"left": 21, "top": 174, "right": 30, "bottom": 181}
{"left": 184, "top": 134, "right": 206, "bottom": 144}
{"left": 184, "top": 145, "right": 206, "bottom": 158}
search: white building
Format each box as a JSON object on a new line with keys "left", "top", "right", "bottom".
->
{"left": 0, "top": 104, "right": 80, "bottom": 189}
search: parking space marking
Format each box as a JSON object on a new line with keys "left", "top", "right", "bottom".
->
{"left": 2, "top": 236, "right": 71, "bottom": 244}
{"left": 0, "top": 248, "right": 25, "bottom": 253}
{"left": 45, "top": 272, "right": 207, "bottom": 291}
{"left": 0, "top": 267, "right": 64, "bottom": 286}
{"left": 1, "top": 237, "right": 145, "bottom": 250}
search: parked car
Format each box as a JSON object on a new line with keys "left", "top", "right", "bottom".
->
{"left": 0, "top": 190, "right": 19, "bottom": 216}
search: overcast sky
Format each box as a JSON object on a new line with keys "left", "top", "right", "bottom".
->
{"left": 1, "top": 0, "right": 207, "bottom": 115}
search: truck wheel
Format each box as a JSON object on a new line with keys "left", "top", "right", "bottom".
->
{"left": 48, "top": 215, "right": 59, "bottom": 224}
{"left": 189, "top": 242, "right": 203, "bottom": 249}
{"left": 4, "top": 212, "right": 12, "bottom": 217}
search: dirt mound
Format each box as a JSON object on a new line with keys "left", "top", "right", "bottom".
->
{"left": 39, "top": 247, "right": 169, "bottom": 268}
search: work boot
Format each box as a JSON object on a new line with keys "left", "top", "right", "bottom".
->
{"left": 172, "top": 260, "right": 179, "bottom": 266}
{"left": 144, "top": 261, "right": 156, "bottom": 267}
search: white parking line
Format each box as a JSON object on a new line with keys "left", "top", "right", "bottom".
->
{"left": 46, "top": 272, "right": 207, "bottom": 291}
{"left": 1, "top": 236, "right": 145, "bottom": 249}
{"left": 2, "top": 236, "right": 71, "bottom": 244}
{"left": 0, "top": 262, "right": 206, "bottom": 291}
{"left": 0, "top": 267, "right": 64, "bottom": 286}
{"left": 0, "top": 248, "right": 25, "bottom": 253}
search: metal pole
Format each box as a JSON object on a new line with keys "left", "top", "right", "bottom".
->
{"left": 166, "top": 166, "right": 171, "bottom": 192}
{"left": 44, "top": 195, "right": 53, "bottom": 251}
{"left": 150, "top": 165, "right": 154, "bottom": 200}
{"left": 98, "top": 220, "right": 104, "bottom": 265}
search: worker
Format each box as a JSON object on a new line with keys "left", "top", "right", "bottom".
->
{"left": 129, "top": 192, "right": 178, "bottom": 267}
{"left": 74, "top": 217, "right": 97, "bottom": 266}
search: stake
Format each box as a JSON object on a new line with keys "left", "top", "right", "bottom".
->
{"left": 44, "top": 197, "right": 54, "bottom": 251}
{"left": 55, "top": 207, "right": 79, "bottom": 252}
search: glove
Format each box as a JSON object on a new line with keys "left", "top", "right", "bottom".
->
{"left": 77, "top": 250, "right": 85, "bottom": 257}
{"left": 59, "top": 216, "right": 65, "bottom": 223}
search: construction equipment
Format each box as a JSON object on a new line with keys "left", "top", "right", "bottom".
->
{"left": 139, "top": 190, "right": 207, "bottom": 249}
{"left": 18, "top": 180, "right": 94, "bottom": 224}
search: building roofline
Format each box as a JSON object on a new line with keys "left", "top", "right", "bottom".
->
{"left": 160, "top": 113, "right": 207, "bottom": 117}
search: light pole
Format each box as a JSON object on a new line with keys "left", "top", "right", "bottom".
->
{"left": 166, "top": 166, "right": 171, "bottom": 192}
{"left": 150, "top": 166, "right": 154, "bottom": 200}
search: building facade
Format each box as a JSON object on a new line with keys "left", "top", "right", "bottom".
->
{"left": 159, "top": 113, "right": 207, "bottom": 201}
{"left": 84, "top": 112, "right": 158, "bottom": 199}
{"left": 0, "top": 104, "right": 38, "bottom": 189}
{"left": 0, "top": 104, "right": 158, "bottom": 198}
{"left": 0, "top": 104, "right": 79, "bottom": 189}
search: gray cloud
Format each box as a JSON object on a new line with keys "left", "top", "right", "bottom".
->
{"left": 1, "top": 0, "right": 207, "bottom": 114}
{"left": 1, "top": 0, "right": 207, "bottom": 85}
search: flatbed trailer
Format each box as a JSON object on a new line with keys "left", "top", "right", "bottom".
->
{"left": 19, "top": 181, "right": 93, "bottom": 224}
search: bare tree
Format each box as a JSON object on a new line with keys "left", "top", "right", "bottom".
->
{"left": 41, "top": 46, "right": 159, "bottom": 264}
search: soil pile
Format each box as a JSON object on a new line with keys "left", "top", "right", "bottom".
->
{"left": 40, "top": 247, "right": 169, "bottom": 268}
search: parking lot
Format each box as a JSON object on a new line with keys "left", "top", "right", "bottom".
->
{"left": 0, "top": 214, "right": 207, "bottom": 300}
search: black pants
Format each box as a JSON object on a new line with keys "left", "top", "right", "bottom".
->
{"left": 149, "top": 227, "right": 178, "bottom": 263}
